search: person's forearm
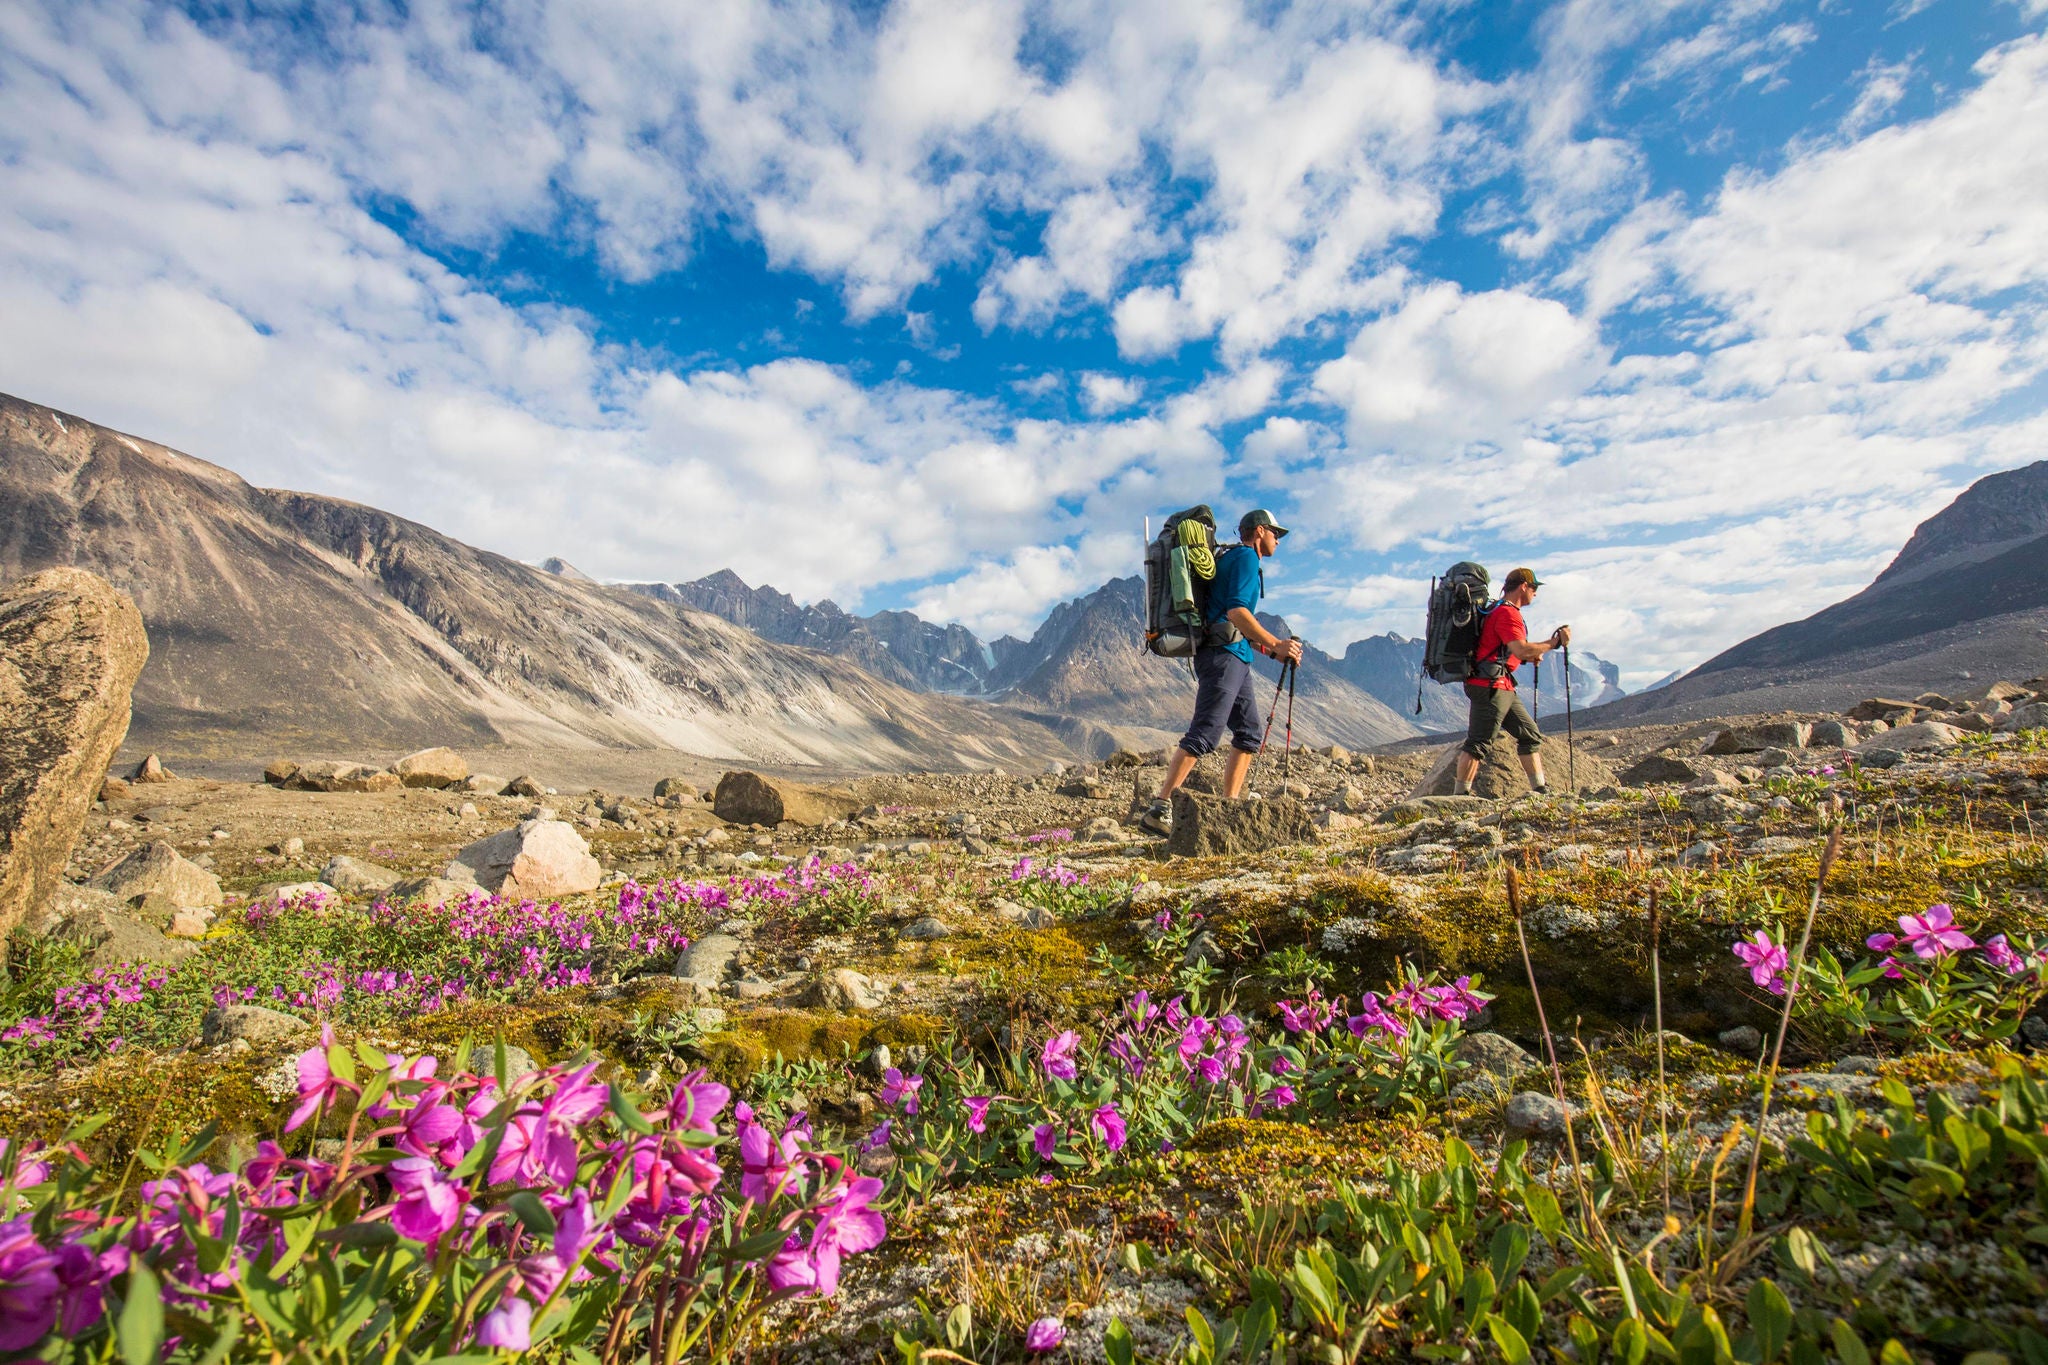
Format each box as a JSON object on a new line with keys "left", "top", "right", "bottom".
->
{"left": 1508, "top": 638, "right": 1553, "bottom": 662}
{"left": 1226, "top": 607, "right": 1279, "bottom": 652}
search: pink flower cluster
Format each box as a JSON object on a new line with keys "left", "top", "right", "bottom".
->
{"left": 1, "top": 964, "right": 169, "bottom": 1050}
{"left": 0, "top": 1034, "right": 884, "bottom": 1356}
{"left": 1009, "top": 856, "right": 1087, "bottom": 887}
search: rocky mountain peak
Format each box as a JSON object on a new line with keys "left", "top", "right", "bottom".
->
{"left": 1878, "top": 460, "right": 2048, "bottom": 585}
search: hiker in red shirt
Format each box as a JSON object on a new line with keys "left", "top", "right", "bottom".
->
{"left": 1456, "top": 567, "right": 1570, "bottom": 797}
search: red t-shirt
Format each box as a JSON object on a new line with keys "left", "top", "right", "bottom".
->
{"left": 1469, "top": 601, "right": 1526, "bottom": 690}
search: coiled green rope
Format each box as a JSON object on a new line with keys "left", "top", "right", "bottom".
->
{"left": 1177, "top": 519, "right": 1216, "bottom": 579}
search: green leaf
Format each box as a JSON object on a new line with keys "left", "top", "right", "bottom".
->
{"left": 1614, "top": 1318, "right": 1650, "bottom": 1365}
{"left": 1877, "top": 1343, "right": 1915, "bottom": 1365}
{"left": 1486, "top": 1314, "right": 1535, "bottom": 1365}
{"left": 1879, "top": 1078, "right": 1914, "bottom": 1111}
{"left": 504, "top": 1190, "right": 558, "bottom": 1237}
{"left": 607, "top": 1084, "right": 655, "bottom": 1135}
{"left": 1240, "top": 1297, "right": 1277, "bottom": 1364}
{"left": 947, "top": 1302, "right": 971, "bottom": 1349}
{"left": 1186, "top": 1306, "right": 1217, "bottom": 1362}
{"left": 1747, "top": 1279, "right": 1792, "bottom": 1363}
{"left": 191, "top": 1314, "right": 245, "bottom": 1365}
{"left": 118, "top": 1261, "right": 166, "bottom": 1365}
{"left": 323, "top": 1221, "right": 399, "bottom": 1249}
{"left": 1830, "top": 1319, "right": 1872, "bottom": 1365}
{"left": 1524, "top": 1184, "right": 1566, "bottom": 1239}
{"left": 173, "top": 1121, "right": 220, "bottom": 1167}
{"left": 1105, "top": 1317, "right": 1136, "bottom": 1365}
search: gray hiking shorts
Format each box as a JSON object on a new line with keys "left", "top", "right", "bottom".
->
{"left": 1462, "top": 684, "right": 1541, "bottom": 758}
{"left": 1179, "top": 647, "right": 1264, "bottom": 757}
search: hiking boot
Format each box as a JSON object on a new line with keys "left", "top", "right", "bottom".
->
{"left": 1138, "top": 798, "right": 1172, "bottom": 836}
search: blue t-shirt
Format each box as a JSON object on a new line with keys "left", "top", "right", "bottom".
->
{"left": 1204, "top": 544, "right": 1262, "bottom": 663}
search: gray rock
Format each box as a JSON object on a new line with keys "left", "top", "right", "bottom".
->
{"left": 88, "top": 841, "right": 222, "bottom": 909}
{"left": 1182, "top": 930, "right": 1225, "bottom": 968}
{"left": 1997, "top": 702, "right": 2048, "bottom": 733}
{"left": 1857, "top": 721, "right": 1960, "bottom": 755}
{"left": 1807, "top": 720, "right": 1852, "bottom": 749}
{"left": 1081, "top": 816, "right": 1123, "bottom": 842}
{"left": 130, "top": 753, "right": 172, "bottom": 783}
{"left": 1453, "top": 1032, "right": 1536, "bottom": 1079}
{"left": 996, "top": 898, "right": 1057, "bottom": 929}
{"left": 810, "top": 968, "right": 883, "bottom": 1010}
{"left": 1504, "top": 1091, "right": 1575, "bottom": 1138}
{"left": 283, "top": 760, "right": 400, "bottom": 794}
{"left": 675, "top": 932, "right": 745, "bottom": 985}
{"left": 322, "top": 855, "right": 401, "bottom": 894}
{"left": 901, "top": 915, "right": 952, "bottom": 940}
{"left": 713, "top": 771, "right": 857, "bottom": 827}
{"left": 276, "top": 836, "right": 306, "bottom": 858}
{"left": 1167, "top": 791, "right": 1317, "bottom": 857}
{"left": 1832, "top": 1055, "right": 1881, "bottom": 1075}
{"left": 391, "top": 746, "right": 468, "bottom": 789}
{"left": 1620, "top": 753, "right": 1699, "bottom": 786}
{"left": 1756, "top": 747, "right": 1794, "bottom": 768}
{"left": 1749, "top": 836, "right": 1809, "bottom": 856}
{"left": 449, "top": 819, "right": 602, "bottom": 900}
{"left": 502, "top": 775, "right": 546, "bottom": 799}
{"left": 1717, "top": 1025, "right": 1762, "bottom": 1055}
{"left": 45, "top": 886, "right": 198, "bottom": 968}
{"left": 202, "top": 1004, "right": 312, "bottom": 1048}
{"left": 251, "top": 880, "right": 338, "bottom": 903}
{"left": 387, "top": 875, "right": 478, "bottom": 907}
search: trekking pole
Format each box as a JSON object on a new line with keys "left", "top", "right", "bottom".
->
{"left": 1532, "top": 659, "right": 1541, "bottom": 723}
{"left": 1563, "top": 644, "right": 1578, "bottom": 796}
{"left": 1256, "top": 659, "right": 1288, "bottom": 756}
{"left": 1283, "top": 660, "right": 1297, "bottom": 778}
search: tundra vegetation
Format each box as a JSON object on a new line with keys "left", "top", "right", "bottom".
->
{"left": 4, "top": 732, "right": 2048, "bottom": 1363}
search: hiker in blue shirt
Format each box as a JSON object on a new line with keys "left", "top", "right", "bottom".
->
{"left": 1140, "top": 509, "right": 1305, "bottom": 835}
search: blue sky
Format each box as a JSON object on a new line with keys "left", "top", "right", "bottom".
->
{"left": 3, "top": 0, "right": 2045, "bottom": 686}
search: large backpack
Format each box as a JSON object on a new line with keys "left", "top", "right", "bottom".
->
{"left": 1420, "top": 561, "right": 1499, "bottom": 686}
{"left": 1144, "top": 506, "right": 1236, "bottom": 658}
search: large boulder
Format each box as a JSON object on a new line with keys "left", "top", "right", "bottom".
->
{"left": 322, "top": 855, "right": 401, "bottom": 894}
{"left": 1855, "top": 721, "right": 1960, "bottom": 759}
{"left": 87, "top": 840, "right": 223, "bottom": 910}
{"left": 447, "top": 819, "right": 602, "bottom": 900}
{"left": 390, "top": 747, "right": 469, "bottom": 789}
{"left": 713, "top": 771, "right": 859, "bottom": 827}
{"left": 201, "top": 1004, "right": 312, "bottom": 1048}
{"left": 42, "top": 884, "right": 197, "bottom": 968}
{"left": 1409, "top": 731, "right": 1615, "bottom": 801}
{"left": 305, "top": 761, "right": 401, "bottom": 793}
{"left": 0, "top": 569, "right": 149, "bottom": 940}
{"left": 1846, "top": 698, "right": 1921, "bottom": 723}
{"left": 1997, "top": 703, "right": 2048, "bottom": 733}
{"left": 1703, "top": 721, "right": 1810, "bottom": 755}
{"left": 1166, "top": 791, "right": 1317, "bottom": 857}
{"left": 1619, "top": 753, "right": 1699, "bottom": 787}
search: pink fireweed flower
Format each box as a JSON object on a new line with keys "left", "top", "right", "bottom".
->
{"left": 1732, "top": 930, "right": 1790, "bottom": 995}
{"left": 1125, "top": 990, "right": 1157, "bottom": 1033}
{"left": 476, "top": 1296, "right": 534, "bottom": 1350}
{"left": 1091, "top": 1104, "right": 1127, "bottom": 1153}
{"left": 878, "top": 1067, "right": 923, "bottom": 1115}
{"left": 1866, "top": 931, "right": 1898, "bottom": 953}
{"left": 861, "top": 1120, "right": 892, "bottom": 1154}
{"left": 1025, "top": 1317, "right": 1067, "bottom": 1352}
{"left": 1898, "top": 904, "right": 1976, "bottom": 959}
{"left": 286, "top": 1026, "right": 358, "bottom": 1133}
{"left": 388, "top": 1157, "right": 465, "bottom": 1244}
{"left": 738, "top": 1117, "right": 807, "bottom": 1203}
{"left": 1033, "top": 1124, "right": 1058, "bottom": 1160}
{"left": 765, "top": 1173, "right": 886, "bottom": 1298}
{"left": 1347, "top": 992, "right": 1409, "bottom": 1039}
{"left": 1982, "top": 934, "right": 2027, "bottom": 974}
{"left": 1040, "top": 1030, "right": 1080, "bottom": 1081}
{"left": 1269, "top": 1084, "right": 1299, "bottom": 1108}
{"left": 963, "top": 1096, "right": 993, "bottom": 1134}
{"left": 1105, "top": 1033, "right": 1146, "bottom": 1080}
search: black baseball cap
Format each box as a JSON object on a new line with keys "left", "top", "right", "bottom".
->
{"left": 1239, "top": 508, "right": 1290, "bottom": 540}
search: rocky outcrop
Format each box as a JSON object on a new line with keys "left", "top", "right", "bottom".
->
{"left": 322, "top": 855, "right": 401, "bottom": 894}
{"left": 1409, "top": 732, "right": 1616, "bottom": 800}
{"left": 1166, "top": 791, "right": 1317, "bottom": 857}
{"left": 390, "top": 747, "right": 468, "bottom": 789}
{"left": 88, "top": 841, "right": 223, "bottom": 910}
{"left": 42, "top": 884, "right": 197, "bottom": 969}
{"left": 447, "top": 819, "right": 602, "bottom": 900}
{"left": 0, "top": 568, "right": 150, "bottom": 940}
{"left": 1619, "top": 754, "right": 1699, "bottom": 787}
{"left": 713, "top": 772, "right": 858, "bottom": 827}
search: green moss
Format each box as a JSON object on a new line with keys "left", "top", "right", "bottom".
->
{"left": 0, "top": 1047, "right": 294, "bottom": 1169}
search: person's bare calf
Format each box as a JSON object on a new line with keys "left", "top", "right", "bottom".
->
{"left": 1157, "top": 748, "right": 1199, "bottom": 801}
{"left": 1522, "top": 751, "right": 1547, "bottom": 794}
{"left": 1221, "top": 748, "right": 1254, "bottom": 798}
{"left": 1454, "top": 751, "right": 1481, "bottom": 795}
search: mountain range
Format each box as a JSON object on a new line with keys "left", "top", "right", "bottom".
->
{"left": 0, "top": 394, "right": 1147, "bottom": 770}
{"left": 1591, "top": 460, "right": 2048, "bottom": 724}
